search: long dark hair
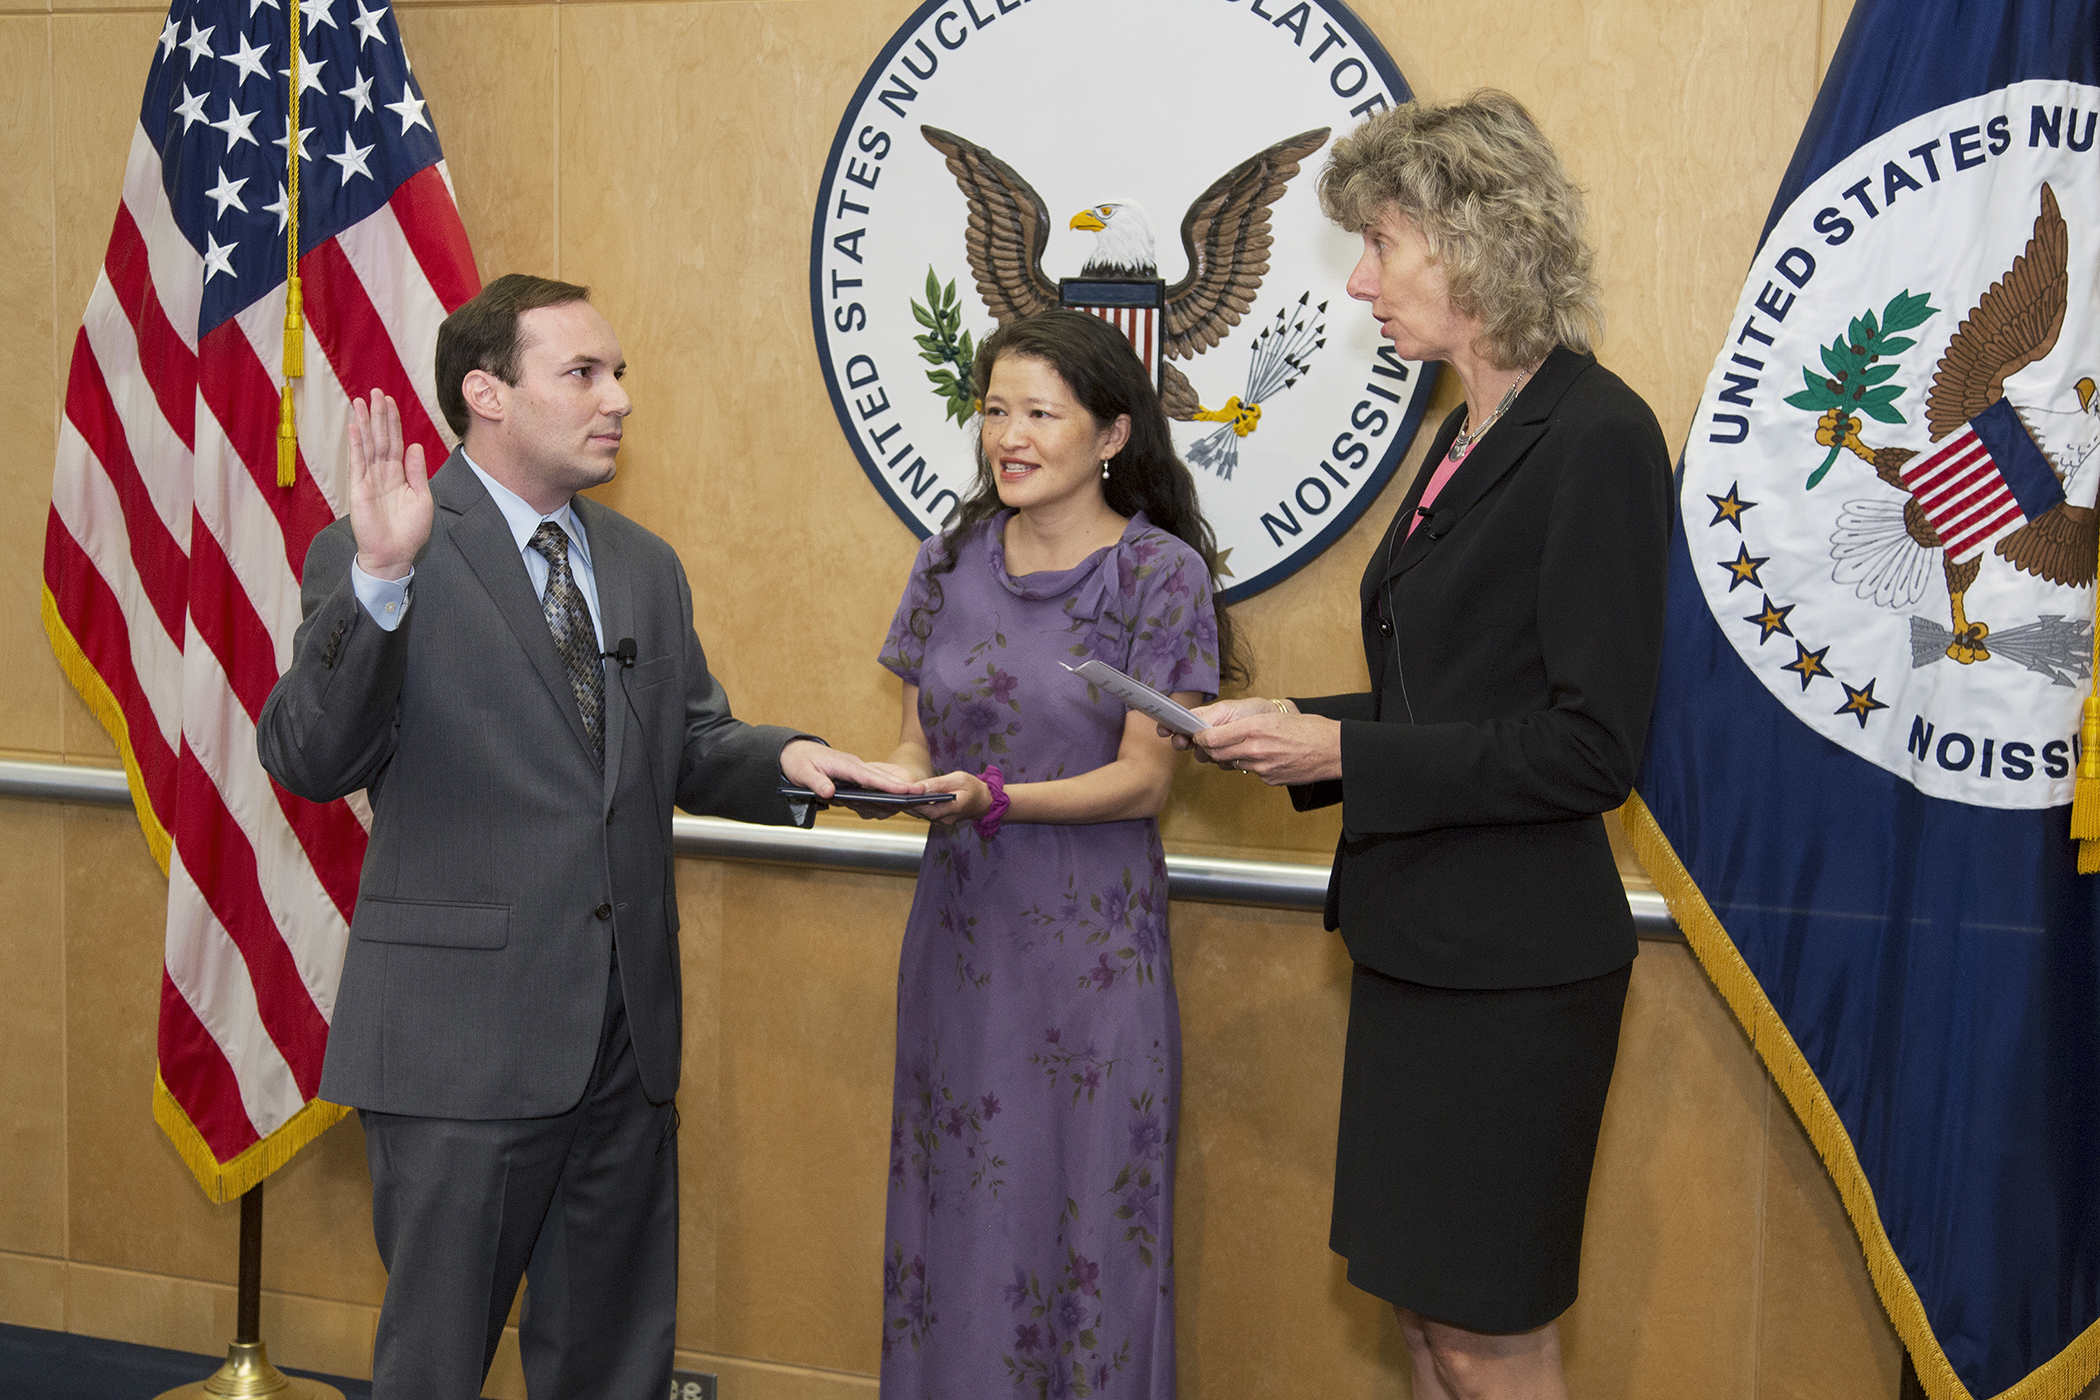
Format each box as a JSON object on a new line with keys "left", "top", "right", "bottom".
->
{"left": 913, "top": 310, "right": 1242, "bottom": 687}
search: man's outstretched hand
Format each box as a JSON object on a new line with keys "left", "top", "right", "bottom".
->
{"left": 781, "top": 740, "right": 928, "bottom": 819}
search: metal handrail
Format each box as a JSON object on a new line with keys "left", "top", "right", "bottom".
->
{"left": 0, "top": 757, "right": 1679, "bottom": 936}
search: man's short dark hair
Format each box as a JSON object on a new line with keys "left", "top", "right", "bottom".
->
{"left": 435, "top": 273, "right": 592, "bottom": 438}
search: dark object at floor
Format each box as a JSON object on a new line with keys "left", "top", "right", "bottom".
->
{"left": 0, "top": 1321, "right": 372, "bottom": 1400}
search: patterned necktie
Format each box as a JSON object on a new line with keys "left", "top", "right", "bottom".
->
{"left": 528, "top": 520, "right": 605, "bottom": 761}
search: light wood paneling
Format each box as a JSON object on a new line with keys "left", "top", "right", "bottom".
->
{"left": 1756, "top": 1080, "right": 1905, "bottom": 1400}
{"left": 711, "top": 863, "right": 911, "bottom": 1373}
{"left": 559, "top": 0, "right": 928, "bottom": 769}
{"left": 30, "top": 1257, "right": 380, "bottom": 1380}
{"left": 0, "top": 1251, "right": 67, "bottom": 1330}
{"left": 0, "top": 16, "right": 64, "bottom": 760}
{"left": 675, "top": 856, "right": 729, "bottom": 1347}
{"left": 51, "top": 12, "right": 159, "bottom": 378}
{"left": 1172, "top": 899, "right": 1408, "bottom": 1397}
{"left": 0, "top": 802, "right": 67, "bottom": 1259}
{"left": 64, "top": 1258, "right": 226, "bottom": 1355}
{"left": 1820, "top": 0, "right": 1857, "bottom": 86}
{"left": 1563, "top": 941, "right": 1769, "bottom": 1399}
{"left": 62, "top": 803, "right": 233, "bottom": 1283}
{"left": 391, "top": 5, "right": 559, "bottom": 287}
{"left": 56, "top": 0, "right": 151, "bottom": 16}
{"left": 255, "top": 1115, "right": 388, "bottom": 1310}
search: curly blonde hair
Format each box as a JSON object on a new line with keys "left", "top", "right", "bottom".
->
{"left": 1318, "top": 90, "right": 1601, "bottom": 369}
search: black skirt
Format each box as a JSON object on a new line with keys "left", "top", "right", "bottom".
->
{"left": 1329, "top": 959, "right": 1632, "bottom": 1333}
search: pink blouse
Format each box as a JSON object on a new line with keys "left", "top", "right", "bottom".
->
{"left": 1404, "top": 438, "right": 1475, "bottom": 542}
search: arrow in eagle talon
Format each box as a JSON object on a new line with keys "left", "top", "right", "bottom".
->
{"left": 1191, "top": 396, "right": 1263, "bottom": 436}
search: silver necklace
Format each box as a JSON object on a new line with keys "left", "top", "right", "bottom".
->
{"left": 1446, "top": 366, "right": 1533, "bottom": 462}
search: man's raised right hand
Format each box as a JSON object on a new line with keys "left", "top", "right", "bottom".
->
{"left": 348, "top": 389, "right": 432, "bottom": 581}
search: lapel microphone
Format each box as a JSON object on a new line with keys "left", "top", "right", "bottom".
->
{"left": 1416, "top": 507, "right": 1449, "bottom": 540}
{"left": 603, "top": 637, "right": 637, "bottom": 668}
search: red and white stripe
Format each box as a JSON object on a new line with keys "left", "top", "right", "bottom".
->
{"left": 44, "top": 120, "right": 476, "bottom": 1190}
{"left": 1080, "top": 304, "right": 1160, "bottom": 380}
{"left": 1900, "top": 426, "right": 2028, "bottom": 564}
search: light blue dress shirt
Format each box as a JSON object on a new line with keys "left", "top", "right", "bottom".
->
{"left": 349, "top": 451, "right": 604, "bottom": 650}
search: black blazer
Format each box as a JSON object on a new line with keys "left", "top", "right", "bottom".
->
{"left": 1290, "top": 347, "right": 1673, "bottom": 989}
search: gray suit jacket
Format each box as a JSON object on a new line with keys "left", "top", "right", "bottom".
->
{"left": 258, "top": 452, "right": 809, "bottom": 1119}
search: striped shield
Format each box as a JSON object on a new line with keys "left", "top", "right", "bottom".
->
{"left": 1060, "top": 277, "right": 1168, "bottom": 394}
{"left": 1900, "top": 397, "right": 2067, "bottom": 564}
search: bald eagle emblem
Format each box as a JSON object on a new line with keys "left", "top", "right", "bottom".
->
{"left": 1792, "top": 182, "right": 2099, "bottom": 679}
{"left": 917, "top": 125, "right": 1331, "bottom": 477}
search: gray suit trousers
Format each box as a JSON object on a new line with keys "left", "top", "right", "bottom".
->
{"left": 361, "top": 965, "right": 676, "bottom": 1400}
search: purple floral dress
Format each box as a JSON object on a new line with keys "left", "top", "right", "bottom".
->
{"left": 877, "top": 511, "right": 1219, "bottom": 1400}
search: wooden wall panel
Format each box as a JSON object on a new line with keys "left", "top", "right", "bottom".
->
{"left": 559, "top": 0, "right": 932, "bottom": 769}
{"left": 0, "top": 15, "right": 63, "bottom": 758}
{"left": 0, "top": 802, "right": 67, "bottom": 1261}
{"left": 391, "top": 5, "right": 561, "bottom": 288}
{"left": 61, "top": 804, "right": 230, "bottom": 1285}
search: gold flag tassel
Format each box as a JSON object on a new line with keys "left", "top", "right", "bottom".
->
{"left": 2076, "top": 514, "right": 2100, "bottom": 873}
{"left": 276, "top": 21, "right": 304, "bottom": 488}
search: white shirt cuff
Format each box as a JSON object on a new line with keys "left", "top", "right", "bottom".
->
{"left": 350, "top": 561, "right": 413, "bottom": 631}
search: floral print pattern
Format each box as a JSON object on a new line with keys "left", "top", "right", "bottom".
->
{"left": 893, "top": 1038, "right": 1009, "bottom": 1213}
{"left": 1002, "top": 1249, "right": 1131, "bottom": 1398}
{"left": 877, "top": 514, "right": 1216, "bottom": 1400}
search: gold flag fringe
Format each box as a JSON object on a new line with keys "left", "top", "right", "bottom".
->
{"left": 155, "top": 1072, "right": 350, "bottom": 1204}
{"left": 2074, "top": 513, "right": 2100, "bottom": 872}
{"left": 40, "top": 586, "right": 172, "bottom": 874}
{"left": 44, "top": 585, "right": 349, "bottom": 1198}
{"left": 1624, "top": 791, "right": 2100, "bottom": 1400}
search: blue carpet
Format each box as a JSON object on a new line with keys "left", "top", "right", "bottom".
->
{"left": 0, "top": 1322, "right": 372, "bottom": 1399}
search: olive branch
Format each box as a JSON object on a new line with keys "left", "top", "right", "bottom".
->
{"left": 910, "top": 267, "right": 978, "bottom": 425}
{"left": 1782, "top": 289, "right": 1938, "bottom": 488}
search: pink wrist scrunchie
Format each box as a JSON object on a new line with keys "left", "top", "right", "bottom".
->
{"left": 976, "top": 765, "right": 1010, "bottom": 839}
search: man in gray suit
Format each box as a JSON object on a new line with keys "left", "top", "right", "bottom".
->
{"left": 258, "top": 274, "right": 898, "bottom": 1399}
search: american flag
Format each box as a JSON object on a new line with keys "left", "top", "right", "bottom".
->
{"left": 41, "top": 0, "right": 477, "bottom": 1201}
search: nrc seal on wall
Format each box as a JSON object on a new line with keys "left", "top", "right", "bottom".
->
{"left": 1682, "top": 81, "right": 2100, "bottom": 809}
{"left": 810, "top": 0, "right": 1438, "bottom": 603}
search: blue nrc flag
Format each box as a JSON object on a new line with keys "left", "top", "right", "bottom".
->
{"left": 1629, "top": 2, "right": 2100, "bottom": 1397}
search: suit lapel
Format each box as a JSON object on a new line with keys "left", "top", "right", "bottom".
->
{"left": 1361, "top": 403, "right": 1462, "bottom": 615}
{"left": 574, "top": 497, "right": 634, "bottom": 801}
{"left": 1376, "top": 346, "right": 1595, "bottom": 589}
{"left": 435, "top": 454, "right": 600, "bottom": 761}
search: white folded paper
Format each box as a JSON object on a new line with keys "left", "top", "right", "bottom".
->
{"left": 1061, "top": 660, "right": 1209, "bottom": 737}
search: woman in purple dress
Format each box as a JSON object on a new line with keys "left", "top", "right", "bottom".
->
{"left": 868, "top": 311, "right": 1234, "bottom": 1400}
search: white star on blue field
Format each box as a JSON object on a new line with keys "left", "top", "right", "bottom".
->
{"left": 141, "top": 0, "right": 443, "bottom": 334}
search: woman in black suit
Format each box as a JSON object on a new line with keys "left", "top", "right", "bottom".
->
{"left": 1183, "top": 92, "right": 1673, "bottom": 1399}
